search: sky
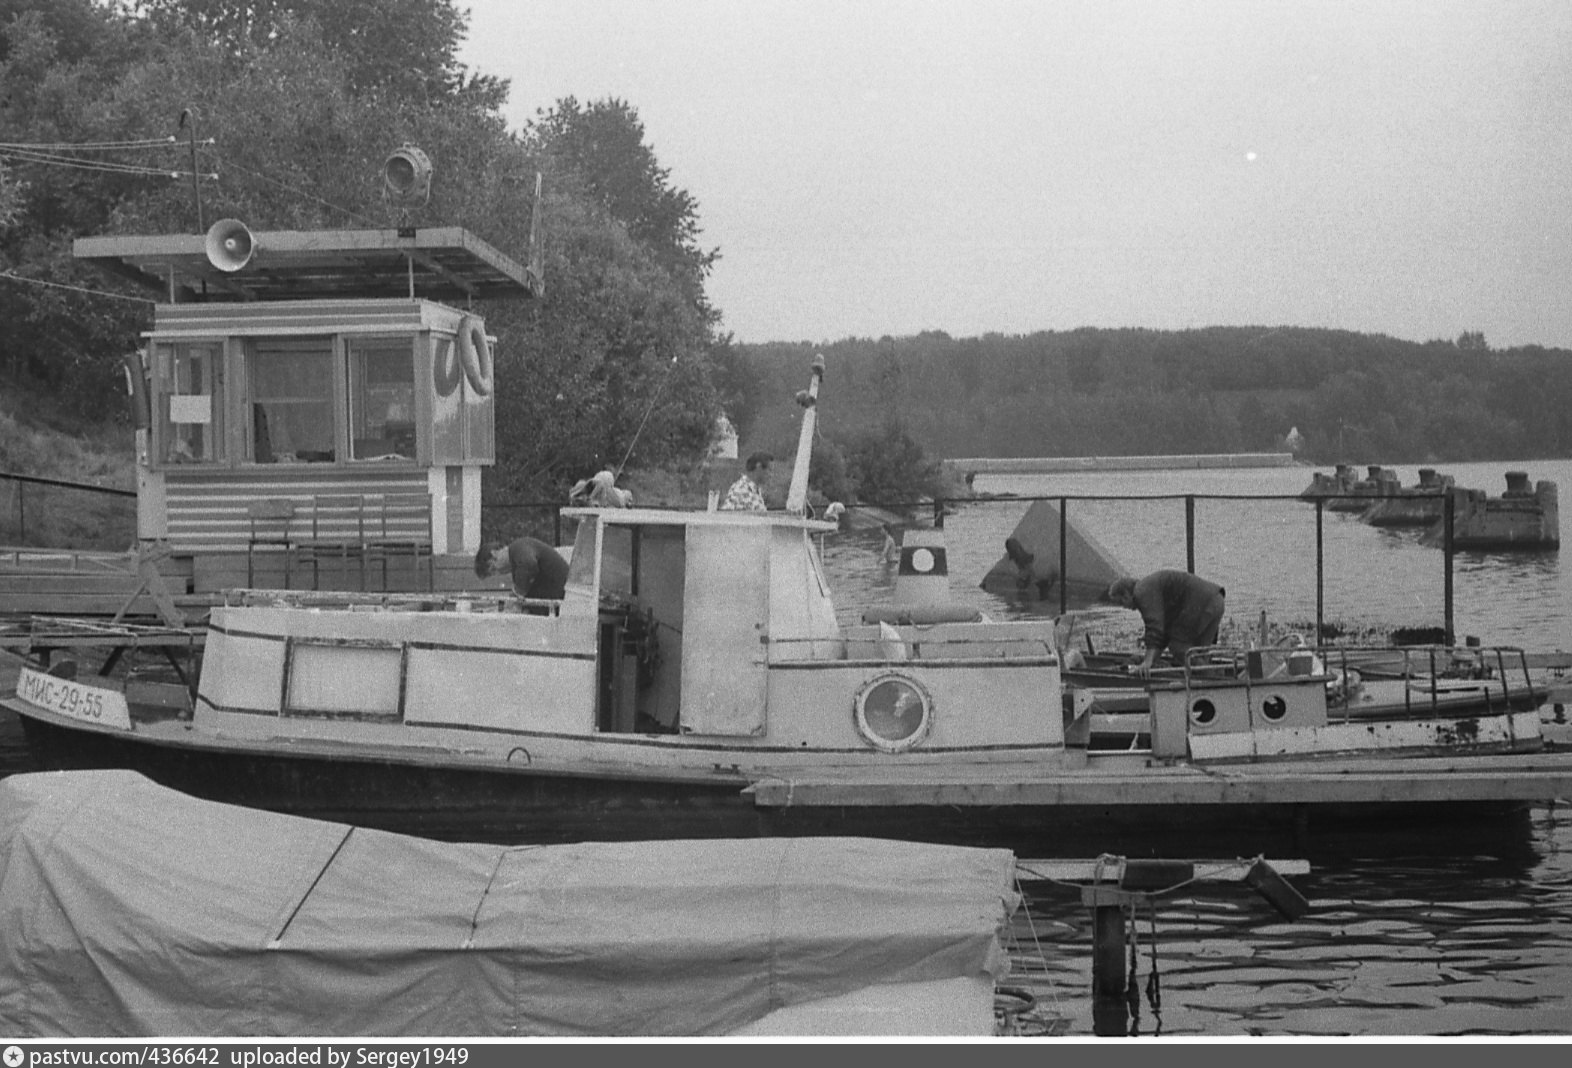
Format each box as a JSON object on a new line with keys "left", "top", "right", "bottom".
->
{"left": 458, "top": 0, "right": 1572, "bottom": 350}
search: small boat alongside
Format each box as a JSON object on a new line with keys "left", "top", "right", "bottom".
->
{"left": 0, "top": 770, "right": 1027, "bottom": 1037}
{"left": 1069, "top": 641, "right": 1551, "bottom": 752}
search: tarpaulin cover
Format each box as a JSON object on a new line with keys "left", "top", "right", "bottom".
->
{"left": 0, "top": 771, "right": 1019, "bottom": 1037}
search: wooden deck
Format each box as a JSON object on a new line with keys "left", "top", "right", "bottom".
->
{"left": 743, "top": 748, "right": 1572, "bottom": 809}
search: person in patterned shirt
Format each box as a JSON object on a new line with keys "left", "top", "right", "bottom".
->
{"left": 721, "top": 451, "right": 773, "bottom": 511}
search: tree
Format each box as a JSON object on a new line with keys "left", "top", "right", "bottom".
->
{"left": 129, "top": 0, "right": 506, "bottom": 108}
{"left": 527, "top": 97, "right": 717, "bottom": 323}
{"left": 835, "top": 420, "right": 945, "bottom": 506}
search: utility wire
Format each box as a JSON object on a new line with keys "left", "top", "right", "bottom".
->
{"left": 0, "top": 136, "right": 197, "bottom": 151}
{"left": 209, "top": 151, "right": 379, "bottom": 227}
{"left": 0, "top": 150, "right": 210, "bottom": 179}
{"left": 0, "top": 270, "right": 155, "bottom": 304}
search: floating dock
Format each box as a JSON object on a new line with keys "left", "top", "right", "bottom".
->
{"left": 948, "top": 453, "right": 1297, "bottom": 475}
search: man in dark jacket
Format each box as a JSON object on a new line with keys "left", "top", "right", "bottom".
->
{"left": 1106, "top": 569, "right": 1226, "bottom": 675}
{"left": 474, "top": 536, "right": 569, "bottom": 600}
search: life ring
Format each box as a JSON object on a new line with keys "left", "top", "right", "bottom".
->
{"left": 122, "top": 350, "right": 151, "bottom": 430}
{"left": 432, "top": 336, "right": 463, "bottom": 398}
{"left": 457, "top": 316, "right": 494, "bottom": 396}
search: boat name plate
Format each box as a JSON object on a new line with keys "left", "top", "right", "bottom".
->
{"left": 17, "top": 667, "right": 132, "bottom": 731}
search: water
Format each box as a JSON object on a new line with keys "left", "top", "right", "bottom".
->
{"left": 1007, "top": 807, "right": 1572, "bottom": 1037}
{"left": 821, "top": 457, "right": 1572, "bottom": 651}
{"left": 3, "top": 457, "right": 1571, "bottom": 1038}
{"left": 818, "top": 457, "right": 1572, "bottom": 1037}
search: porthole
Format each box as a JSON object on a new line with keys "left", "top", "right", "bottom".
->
{"left": 854, "top": 674, "right": 934, "bottom": 752}
{"left": 1261, "top": 695, "right": 1289, "bottom": 722}
{"left": 908, "top": 547, "right": 936, "bottom": 573}
{"left": 1190, "top": 698, "right": 1218, "bottom": 726}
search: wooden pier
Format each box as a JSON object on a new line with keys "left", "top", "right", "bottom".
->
{"left": 745, "top": 749, "right": 1572, "bottom": 809}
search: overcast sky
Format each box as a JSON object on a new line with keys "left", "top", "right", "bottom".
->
{"left": 459, "top": 0, "right": 1572, "bottom": 350}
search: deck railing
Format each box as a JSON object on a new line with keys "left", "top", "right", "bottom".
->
{"left": 0, "top": 471, "right": 136, "bottom": 550}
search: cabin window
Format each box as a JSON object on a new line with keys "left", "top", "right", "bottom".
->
{"left": 348, "top": 339, "right": 417, "bottom": 461}
{"left": 157, "top": 342, "right": 222, "bottom": 464}
{"left": 600, "top": 526, "right": 636, "bottom": 599}
{"left": 854, "top": 674, "right": 934, "bottom": 752}
{"left": 247, "top": 338, "right": 336, "bottom": 463}
{"left": 566, "top": 519, "right": 601, "bottom": 594}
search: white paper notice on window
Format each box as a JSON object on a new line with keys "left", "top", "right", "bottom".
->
{"left": 169, "top": 395, "right": 212, "bottom": 424}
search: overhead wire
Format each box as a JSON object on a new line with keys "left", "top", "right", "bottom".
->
{"left": 0, "top": 133, "right": 370, "bottom": 225}
{"left": 0, "top": 270, "right": 156, "bottom": 304}
{"left": 0, "top": 134, "right": 218, "bottom": 179}
{"left": 0, "top": 136, "right": 189, "bottom": 150}
{"left": 207, "top": 150, "right": 380, "bottom": 228}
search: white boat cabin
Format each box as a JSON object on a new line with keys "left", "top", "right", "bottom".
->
{"left": 197, "top": 506, "right": 1071, "bottom": 767}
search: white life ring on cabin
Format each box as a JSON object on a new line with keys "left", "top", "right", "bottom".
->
{"left": 457, "top": 316, "right": 494, "bottom": 396}
{"left": 432, "top": 335, "right": 463, "bottom": 398}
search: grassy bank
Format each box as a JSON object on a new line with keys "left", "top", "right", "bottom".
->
{"left": 0, "top": 382, "right": 135, "bottom": 550}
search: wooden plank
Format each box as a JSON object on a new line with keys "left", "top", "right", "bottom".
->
{"left": 0, "top": 574, "right": 155, "bottom": 595}
{"left": 744, "top": 754, "right": 1572, "bottom": 808}
{"left": 1015, "top": 858, "right": 1310, "bottom": 881}
{"left": 0, "top": 593, "right": 176, "bottom": 616}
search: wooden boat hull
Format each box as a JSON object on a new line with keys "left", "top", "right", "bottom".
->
{"left": 10, "top": 693, "right": 1567, "bottom": 859}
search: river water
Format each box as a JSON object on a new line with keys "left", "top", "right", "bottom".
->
{"left": 817, "top": 457, "right": 1572, "bottom": 1038}
{"left": 820, "top": 457, "right": 1572, "bottom": 651}
{"left": 2, "top": 457, "right": 1569, "bottom": 1038}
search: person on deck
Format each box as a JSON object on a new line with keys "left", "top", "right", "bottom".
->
{"left": 1105, "top": 569, "right": 1226, "bottom": 676}
{"left": 721, "top": 451, "right": 773, "bottom": 511}
{"left": 569, "top": 468, "right": 633, "bottom": 507}
{"left": 1004, "top": 536, "right": 1055, "bottom": 600}
{"left": 880, "top": 523, "right": 901, "bottom": 563}
{"left": 474, "top": 536, "right": 570, "bottom": 600}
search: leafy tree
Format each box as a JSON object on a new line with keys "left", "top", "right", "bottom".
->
{"left": 527, "top": 97, "right": 717, "bottom": 323}
{"left": 128, "top": 0, "right": 506, "bottom": 107}
{"left": 0, "top": 1, "right": 728, "bottom": 498}
{"left": 835, "top": 419, "right": 945, "bottom": 505}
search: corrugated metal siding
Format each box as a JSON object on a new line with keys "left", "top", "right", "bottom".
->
{"left": 164, "top": 471, "right": 431, "bottom": 551}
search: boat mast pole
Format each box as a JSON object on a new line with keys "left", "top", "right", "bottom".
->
{"left": 785, "top": 354, "right": 826, "bottom": 516}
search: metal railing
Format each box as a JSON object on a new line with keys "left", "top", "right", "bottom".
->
{"left": 909, "top": 490, "right": 1468, "bottom": 645}
{"left": 0, "top": 471, "right": 136, "bottom": 550}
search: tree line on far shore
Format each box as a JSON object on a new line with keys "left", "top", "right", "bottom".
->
{"left": 731, "top": 327, "right": 1572, "bottom": 470}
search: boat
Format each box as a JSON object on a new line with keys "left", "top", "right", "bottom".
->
{"left": 8, "top": 350, "right": 1572, "bottom": 852}
{"left": 1419, "top": 471, "right": 1560, "bottom": 550}
{"left": 1326, "top": 465, "right": 1401, "bottom": 512}
{"left": 1298, "top": 462, "right": 1358, "bottom": 501}
{"left": 1359, "top": 467, "right": 1455, "bottom": 527}
{"left": 7, "top": 203, "right": 1572, "bottom": 852}
{"left": 1066, "top": 641, "right": 1553, "bottom": 752}
{"left": 0, "top": 769, "right": 1027, "bottom": 1037}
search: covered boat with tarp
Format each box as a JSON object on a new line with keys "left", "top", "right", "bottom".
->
{"left": 0, "top": 770, "right": 1021, "bottom": 1037}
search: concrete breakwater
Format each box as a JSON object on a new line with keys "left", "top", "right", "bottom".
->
{"left": 947, "top": 453, "right": 1298, "bottom": 475}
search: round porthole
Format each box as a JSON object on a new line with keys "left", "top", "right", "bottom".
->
{"left": 908, "top": 547, "right": 936, "bottom": 573}
{"left": 1261, "top": 695, "right": 1288, "bottom": 722}
{"left": 1190, "top": 698, "right": 1218, "bottom": 726}
{"left": 854, "top": 674, "right": 933, "bottom": 752}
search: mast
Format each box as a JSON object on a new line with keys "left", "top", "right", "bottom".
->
{"left": 785, "top": 354, "right": 826, "bottom": 516}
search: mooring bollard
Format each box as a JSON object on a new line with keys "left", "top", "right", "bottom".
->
{"left": 1056, "top": 856, "right": 1311, "bottom": 1000}
{"left": 1082, "top": 884, "right": 1141, "bottom": 997}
